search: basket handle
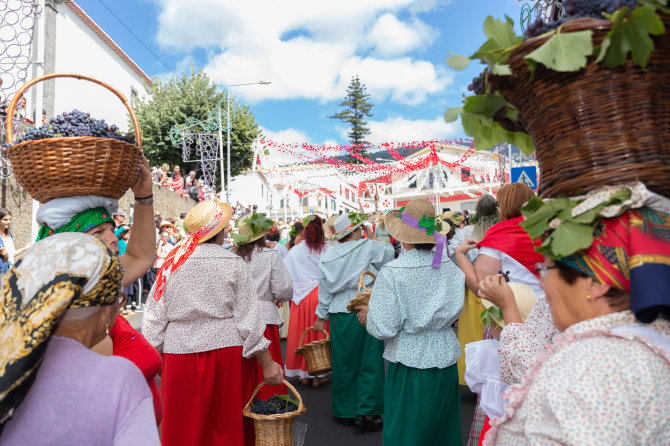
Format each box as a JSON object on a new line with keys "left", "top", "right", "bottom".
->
{"left": 357, "top": 270, "right": 376, "bottom": 295}
{"left": 243, "top": 379, "right": 305, "bottom": 414}
{"left": 298, "top": 326, "right": 329, "bottom": 348}
{"left": 5, "top": 73, "right": 142, "bottom": 148}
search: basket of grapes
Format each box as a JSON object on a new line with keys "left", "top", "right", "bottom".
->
{"left": 4, "top": 73, "right": 142, "bottom": 203}
{"left": 294, "top": 327, "right": 331, "bottom": 376}
{"left": 243, "top": 380, "right": 306, "bottom": 446}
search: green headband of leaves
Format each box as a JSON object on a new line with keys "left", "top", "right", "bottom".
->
{"left": 231, "top": 213, "right": 275, "bottom": 245}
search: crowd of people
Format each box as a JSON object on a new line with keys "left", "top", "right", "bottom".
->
{"left": 0, "top": 148, "right": 669, "bottom": 446}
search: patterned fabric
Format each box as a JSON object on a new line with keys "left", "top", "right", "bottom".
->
{"left": 242, "top": 247, "right": 293, "bottom": 326}
{"left": 366, "top": 249, "right": 464, "bottom": 369}
{"left": 153, "top": 205, "right": 229, "bottom": 302}
{"left": 35, "top": 207, "right": 114, "bottom": 241}
{"left": 498, "top": 295, "right": 560, "bottom": 385}
{"left": 478, "top": 217, "right": 543, "bottom": 277}
{"left": 316, "top": 239, "right": 394, "bottom": 319}
{"left": 142, "top": 244, "right": 270, "bottom": 358}
{"left": 0, "top": 233, "right": 123, "bottom": 424}
{"left": 487, "top": 311, "right": 670, "bottom": 445}
{"left": 559, "top": 208, "right": 670, "bottom": 323}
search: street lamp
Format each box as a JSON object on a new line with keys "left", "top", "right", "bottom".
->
{"left": 220, "top": 81, "right": 271, "bottom": 203}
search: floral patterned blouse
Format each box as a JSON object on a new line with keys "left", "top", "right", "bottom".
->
{"left": 498, "top": 295, "right": 560, "bottom": 385}
{"left": 243, "top": 247, "right": 294, "bottom": 326}
{"left": 142, "top": 244, "right": 270, "bottom": 358}
{"left": 487, "top": 311, "right": 670, "bottom": 446}
{"left": 366, "top": 249, "right": 465, "bottom": 369}
{"left": 316, "top": 239, "right": 394, "bottom": 319}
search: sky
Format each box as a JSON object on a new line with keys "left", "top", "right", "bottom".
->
{"left": 76, "top": 0, "right": 524, "bottom": 149}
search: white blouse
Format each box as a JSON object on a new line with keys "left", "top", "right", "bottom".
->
{"left": 243, "top": 247, "right": 294, "bottom": 326}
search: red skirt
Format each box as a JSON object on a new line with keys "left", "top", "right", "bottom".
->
{"left": 256, "top": 325, "right": 288, "bottom": 400}
{"left": 161, "top": 346, "right": 259, "bottom": 446}
{"left": 284, "top": 287, "right": 330, "bottom": 378}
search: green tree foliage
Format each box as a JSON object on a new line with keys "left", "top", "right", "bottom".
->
{"left": 329, "top": 75, "right": 374, "bottom": 161}
{"left": 133, "top": 68, "right": 261, "bottom": 186}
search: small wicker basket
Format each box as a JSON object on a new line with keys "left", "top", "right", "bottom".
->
{"left": 347, "top": 270, "right": 376, "bottom": 313}
{"left": 5, "top": 73, "right": 143, "bottom": 203}
{"left": 294, "top": 327, "right": 331, "bottom": 376}
{"left": 243, "top": 379, "right": 306, "bottom": 446}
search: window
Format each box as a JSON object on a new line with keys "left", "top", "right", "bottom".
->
{"left": 130, "top": 87, "right": 138, "bottom": 105}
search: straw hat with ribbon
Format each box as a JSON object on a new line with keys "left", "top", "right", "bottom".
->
{"left": 324, "top": 214, "right": 339, "bottom": 240}
{"left": 153, "top": 200, "right": 233, "bottom": 301}
{"left": 481, "top": 282, "right": 538, "bottom": 327}
{"left": 332, "top": 212, "right": 367, "bottom": 241}
{"left": 232, "top": 213, "right": 275, "bottom": 245}
{"left": 385, "top": 198, "right": 446, "bottom": 268}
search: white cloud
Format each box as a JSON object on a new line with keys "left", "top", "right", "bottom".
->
{"left": 260, "top": 126, "right": 310, "bottom": 144}
{"left": 366, "top": 116, "right": 460, "bottom": 144}
{"left": 366, "top": 13, "right": 437, "bottom": 56}
{"left": 151, "top": 0, "right": 453, "bottom": 105}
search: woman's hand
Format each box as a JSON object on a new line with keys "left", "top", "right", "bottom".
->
{"left": 313, "top": 318, "right": 326, "bottom": 332}
{"left": 478, "top": 274, "right": 515, "bottom": 309}
{"left": 261, "top": 360, "right": 284, "bottom": 385}
{"left": 356, "top": 305, "right": 369, "bottom": 326}
{"left": 456, "top": 238, "right": 478, "bottom": 256}
{"left": 131, "top": 154, "right": 153, "bottom": 198}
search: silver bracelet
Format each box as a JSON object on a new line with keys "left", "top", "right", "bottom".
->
{"left": 135, "top": 199, "right": 154, "bottom": 206}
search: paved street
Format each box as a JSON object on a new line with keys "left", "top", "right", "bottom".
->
{"left": 127, "top": 311, "right": 477, "bottom": 446}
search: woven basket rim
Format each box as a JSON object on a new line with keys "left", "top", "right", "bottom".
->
{"left": 294, "top": 338, "right": 330, "bottom": 355}
{"left": 242, "top": 379, "right": 306, "bottom": 421}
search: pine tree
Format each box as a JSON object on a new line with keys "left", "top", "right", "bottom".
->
{"left": 329, "top": 75, "right": 373, "bottom": 162}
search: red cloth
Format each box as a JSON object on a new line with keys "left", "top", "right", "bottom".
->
{"left": 110, "top": 314, "right": 163, "bottom": 424}
{"left": 477, "top": 216, "right": 544, "bottom": 277}
{"left": 256, "top": 325, "right": 288, "bottom": 400}
{"left": 478, "top": 416, "right": 492, "bottom": 446}
{"left": 161, "top": 347, "right": 259, "bottom": 446}
{"left": 285, "top": 287, "right": 329, "bottom": 378}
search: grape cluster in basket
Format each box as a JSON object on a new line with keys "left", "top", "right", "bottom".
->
{"left": 15, "top": 109, "right": 135, "bottom": 144}
{"left": 250, "top": 396, "right": 298, "bottom": 415}
{"left": 524, "top": 0, "right": 639, "bottom": 38}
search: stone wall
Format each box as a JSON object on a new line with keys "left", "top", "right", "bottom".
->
{"left": 0, "top": 178, "right": 196, "bottom": 249}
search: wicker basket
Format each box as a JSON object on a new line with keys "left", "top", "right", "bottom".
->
{"left": 243, "top": 379, "right": 306, "bottom": 446}
{"left": 294, "top": 327, "right": 331, "bottom": 376}
{"left": 347, "top": 270, "right": 376, "bottom": 313}
{"left": 5, "top": 73, "right": 143, "bottom": 203}
{"left": 489, "top": 16, "right": 670, "bottom": 198}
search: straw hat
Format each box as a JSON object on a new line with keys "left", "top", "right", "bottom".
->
{"left": 441, "top": 211, "right": 462, "bottom": 226}
{"left": 183, "top": 200, "right": 233, "bottom": 243}
{"left": 324, "top": 214, "right": 339, "bottom": 240}
{"left": 159, "top": 220, "right": 173, "bottom": 229}
{"left": 481, "top": 282, "right": 537, "bottom": 327}
{"left": 235, "top": 214, "right": 275, "bottom": 245}
{"left": 332, "top": 212, "right": 366, "bottom": 241}
{"left": 385, "top": 198, "right": 437, "bottom": 245}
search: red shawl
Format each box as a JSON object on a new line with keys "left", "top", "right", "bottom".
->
{"left": 477, "top": 216, "right": 544, "bottom": 277}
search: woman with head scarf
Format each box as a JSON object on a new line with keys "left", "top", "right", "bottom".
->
{"left": 483, "top": 185, "right": 670, "bottom": 445}
{"left": 0, "top": 233, "right": 160, "bottom": 444}
{"left": 142, "top": 201, "right": 283, "bottom": 446}
{"left": 314, "top": 212, "right": 394, "bottom": 430}
{"left": 357, "top": 198, "right": 464, "bottom": 444}
{"left": 233, "top": 214, "right": 294, "bottom": 400}
{"left": 283, "top": 216, "right": 330, "bottom": 386}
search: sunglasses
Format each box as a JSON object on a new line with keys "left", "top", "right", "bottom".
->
{"left": 535, "top": 262, "right": 558, "bottom": 278}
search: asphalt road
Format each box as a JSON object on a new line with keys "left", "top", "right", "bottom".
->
{"left": 127, "top": 311, "right": 477, "bottom": 446}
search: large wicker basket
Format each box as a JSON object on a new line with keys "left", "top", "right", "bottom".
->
{"left": 347, "top": 270, "right": 376, "bottom": 313}
{"left": 294, "top": 327, "right": 331, "bottom": 376}
{"left": 490, "top": 16, "right": 670, "bottom": 198}
{"left": 5, "top": 73, "right": 143, "bottom": 203}
{"left": 243, "top": 379, "right": 306, "bottom": 446}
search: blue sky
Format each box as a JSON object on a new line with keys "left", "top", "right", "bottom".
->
{"left": 77, "top": 0, "right": 523, "bottom": 148}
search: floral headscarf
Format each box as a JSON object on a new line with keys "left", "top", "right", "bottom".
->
{"left": 0, "top": 233, "right": 123, "bottom": 424}
{"left": 35, "top": 207, "right": 114, "bottom": 241}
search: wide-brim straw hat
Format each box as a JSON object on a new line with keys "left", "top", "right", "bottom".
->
{"left": 332, "top": 213, "right": 365, "bottom": 241}
{"left": 481, "top": 282, "right": 537, "bottom": 327}
{"left": 184, "top": 200, "right": 233, "bottom": 243}
{"left": 385, "top": 198, "right": 437, "bottom": 245}
{"left": 324, "top": 214, "right": 339, "bottom": 240}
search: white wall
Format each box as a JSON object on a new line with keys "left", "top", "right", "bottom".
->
{"left": 230, "top": 172, "right": 273, "bottom": 213}
{"left": 51, "top": 5, "right": 148, "bottom": 132}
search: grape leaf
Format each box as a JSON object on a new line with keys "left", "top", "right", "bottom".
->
{"left": 463, "top": 93, "right": 509, "bottom": 118}
{"left": 549, "top": 220, "right": 594, "bottom": 257}
{"left": 447, "top": 53, "right": 472, "bottom": 70}
{"left": 524, "top": 30, "right": 594, "bottom": 72}
{"left": 502, "top": 129, "right": 534, "bottom": 155}
{"left": 602, "top": 6, "right": 665, "bottom": 68}
{"left": 444, "top": 107, "right": 463, "bottom": 123}
{"left": 483, "top": 15, "right": 520, "bottom": 49}
{"left": 461, "top": 112, "right": 501, "bottom": 149}
{"left": 492, "top": 64, "right": 512, "bottom": 75}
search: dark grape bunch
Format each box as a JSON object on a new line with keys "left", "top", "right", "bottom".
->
{"left": 250, "top": 396, "right": 299, "bottom": 415}
{"left": 467, "top": 71, "right": 487, "bottom": 95}
{"left": 15, "top": 109, "right": 135, "bottom": 144}
{"left": 524, "top": 0, "right": 639, "bottom": 39}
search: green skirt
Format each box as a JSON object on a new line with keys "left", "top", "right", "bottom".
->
{"left": 384, "top": 362, "right": 461, "bottom": 446}
{"left": 329, "top": 312, "right": 385, "bottom": 418}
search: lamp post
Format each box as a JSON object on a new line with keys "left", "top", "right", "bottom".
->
{"left": 221, "top": 81, "right": 271, "bottom": 203}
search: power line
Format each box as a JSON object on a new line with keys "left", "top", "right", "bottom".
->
{"left": 96, "top": 0, "right": 177, "bottom": 77}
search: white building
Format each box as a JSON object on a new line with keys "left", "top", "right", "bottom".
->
{"left": 229, "top": 171, "right": 275, "bottom": 214}
{"left": 24, "top": 0, "right": 152, "bottom": 130}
